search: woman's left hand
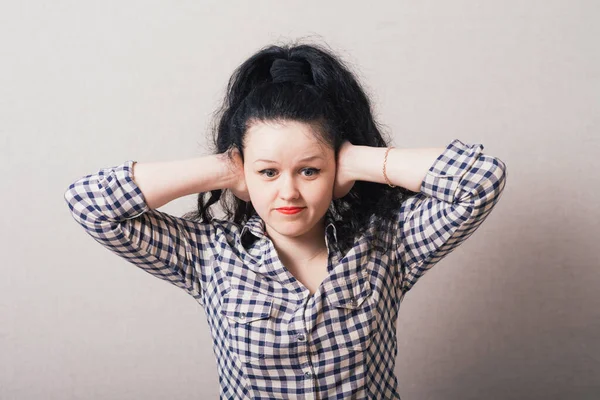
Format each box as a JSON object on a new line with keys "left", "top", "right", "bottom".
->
{"left": 333, "top": 140, "right": 357, "bottom": 200}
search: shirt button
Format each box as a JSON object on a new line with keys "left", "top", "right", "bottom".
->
{"left": 297, "top": 334, "right": 306, "bottom": 341}
{"left": 239, "top": 313, "right": 246, "bottom": 320}
{"left": 304, "top": 371, "right": 313, "bottom": 379}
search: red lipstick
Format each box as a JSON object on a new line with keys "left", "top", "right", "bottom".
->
{"left": 276, "top": 207, "right": 305, "bottom": 215}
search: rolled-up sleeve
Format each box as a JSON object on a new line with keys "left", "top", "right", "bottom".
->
{"left": 63, "top": 159, "right": 217, "bottom": 305}
{"left": 393, "top": 139, "right": 507, "bottom": 294}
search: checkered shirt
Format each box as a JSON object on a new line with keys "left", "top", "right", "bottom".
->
{"left": 64, "top": 139, "right": 507, "bottom": 399}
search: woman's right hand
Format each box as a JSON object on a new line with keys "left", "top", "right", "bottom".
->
{"left": 224, "top": 147, "right": 251, "bottom": 202}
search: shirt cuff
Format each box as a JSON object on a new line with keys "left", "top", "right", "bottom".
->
{"left": 420, "top": 139, "right": 485, "bottom": 204}
{"left": 99, "top": 159, "right": 150, "bottom": 220}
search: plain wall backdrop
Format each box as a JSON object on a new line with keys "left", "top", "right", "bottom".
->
{"left": 1, "top": 1, "right": 599, "bottom": 399}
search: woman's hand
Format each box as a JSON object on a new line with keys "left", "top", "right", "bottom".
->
{"left": 225, "top": 147, "right": 251, "bottom": 202}
{"left": 333, "top": 140, "right": 357, "bottom": 200}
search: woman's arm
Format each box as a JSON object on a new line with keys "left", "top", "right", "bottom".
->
{"left": 345, "top": 145, "right": 446, "bottom": 192}
{"left": 343, "top": 139, "right": 507, "bottom": 294}
{"left": 133, "top": 153, "right": 239, "bottom": 209}
{"left": 64, "top": 154, "right": 240, "bottom": 304}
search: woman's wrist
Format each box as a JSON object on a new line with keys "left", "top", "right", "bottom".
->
{"left": 343, "top": 145, "right": 387, "bottom": 183}
{"left": 213, "top": 153, "right": 236, "bottom": 190}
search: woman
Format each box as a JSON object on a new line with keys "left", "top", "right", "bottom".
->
{"left": 64, "top": 41, "right": 507, "bottom": 399}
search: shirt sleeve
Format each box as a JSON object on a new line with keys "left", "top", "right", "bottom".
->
{"left": 392, "top": 139, "right": 507, "bottom": 295}
{"left": 63, "top": 159, "right": 217, "bottom": 306}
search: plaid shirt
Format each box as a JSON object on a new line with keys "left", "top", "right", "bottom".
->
{"left": 64, "top": 139, "right": 506, "bottom": 399}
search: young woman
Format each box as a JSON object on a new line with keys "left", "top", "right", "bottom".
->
{"left": 64, "top": 41, "right": 507, "bottom": 399}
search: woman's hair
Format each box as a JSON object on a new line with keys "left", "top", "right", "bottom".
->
{"left": 182, "top": 39, "right": 417, "bottom": 255}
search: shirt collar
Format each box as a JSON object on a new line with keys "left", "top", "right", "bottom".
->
{"left": 240, "top": 208, "right": 338, "bottom": 249}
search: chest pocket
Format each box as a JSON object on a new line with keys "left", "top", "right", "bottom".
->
{"left": 220, "top": 288, "right": 280, "bottom": 364}
{"left": 324, "top": 269, "right": 379, "bottom": 352}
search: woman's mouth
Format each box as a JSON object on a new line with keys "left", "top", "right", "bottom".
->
{"left": 276, "top": 207, "right": 305, "bottom": 215}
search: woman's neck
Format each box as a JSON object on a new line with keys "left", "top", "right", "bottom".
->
{"left": 266, "top": 218, "right": 328, "bottom": 267}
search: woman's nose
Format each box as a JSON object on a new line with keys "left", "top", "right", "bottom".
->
{"left": 278, "top": 175, "right": 299, "bottom": 199}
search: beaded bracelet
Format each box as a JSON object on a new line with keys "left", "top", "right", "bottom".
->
{"left": 383, "top": 147, "right": 396, "bottom": 188}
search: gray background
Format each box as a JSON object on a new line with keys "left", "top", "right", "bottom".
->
{"left": 1, "top": 1, "right": 599, "bottom": 399}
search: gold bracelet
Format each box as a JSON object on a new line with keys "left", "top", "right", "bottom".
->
{"left": 383, "top": 146, "right": 396, "bottom": 188}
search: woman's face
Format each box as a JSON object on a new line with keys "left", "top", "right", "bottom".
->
{"left": 243, "top": 119, "right": 336, "bottom": 239}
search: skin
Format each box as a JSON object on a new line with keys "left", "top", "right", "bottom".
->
{"left": 231, "top": 119, "right": 355, "bottom": 267}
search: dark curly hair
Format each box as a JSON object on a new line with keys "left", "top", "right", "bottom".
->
{"left": 182, "top": 39, "right": 418, "bottom": 255}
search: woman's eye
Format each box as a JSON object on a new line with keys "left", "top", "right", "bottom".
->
{"left": 258, "top": 168, "right": 321, "bottom": 178}
{"left": 302, "top": 168, "right": 320, "bottom": 177}
{"left": 260, "top": 170, "right": 276, "bottom": 178}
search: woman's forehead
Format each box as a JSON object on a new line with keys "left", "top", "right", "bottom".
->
{"left": 244, "top": 120, "right": 332, "bottom": 160}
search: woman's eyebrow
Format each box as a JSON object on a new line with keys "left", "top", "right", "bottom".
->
{"left": 254, "top": 155, "right": 324, "bottom": 164}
